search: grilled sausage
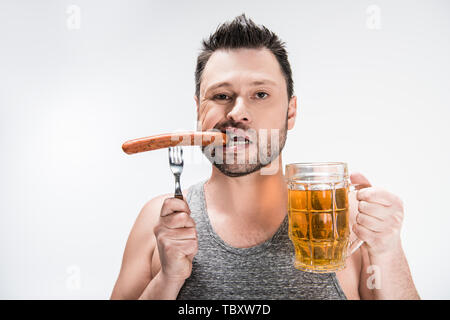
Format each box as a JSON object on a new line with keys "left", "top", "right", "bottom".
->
{"left": 122, "top": 131, "right": 227, "bottom": 155}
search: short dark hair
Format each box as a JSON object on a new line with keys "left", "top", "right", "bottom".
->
{"left": 195, "top": 14, "right": 294, "bottom": 100}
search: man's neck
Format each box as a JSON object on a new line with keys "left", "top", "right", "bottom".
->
{"left": 204, "top": 155, "right": 287, "bottom": 229}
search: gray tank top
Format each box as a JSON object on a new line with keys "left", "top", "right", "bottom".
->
{"left": 176, "top": 179, "right": 347, "bottom": 300}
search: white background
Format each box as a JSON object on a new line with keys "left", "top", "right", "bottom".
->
{"left": 1, "top": 0, "right": 449, "bottom": 299}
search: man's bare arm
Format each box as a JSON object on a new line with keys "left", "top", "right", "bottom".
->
{"left": 110, "top": 194, "right": 170, "bottom": 299}
{"left": 359, "top": 244, "right": 420, "bottom": 299}
{"left": 111, "top": 190, "right": 196, "bottom": 300}
{"left": 350, "top": 173, "right": 420, "bottom": 300}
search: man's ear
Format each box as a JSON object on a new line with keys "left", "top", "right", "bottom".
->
{"left": 287, "top": 96, "right": 298, "bottom": 130}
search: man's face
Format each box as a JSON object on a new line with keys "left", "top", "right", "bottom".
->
{"left": 196, "top": 48, "right": 297, "bottom": 177}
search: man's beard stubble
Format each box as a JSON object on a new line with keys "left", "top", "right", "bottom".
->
{"left": 200, "top": 118, "right": 288, "bottom": 177}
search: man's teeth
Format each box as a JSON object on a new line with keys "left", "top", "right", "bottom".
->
{"left": 227, "top": 139, "right": 249, "bottom": 146}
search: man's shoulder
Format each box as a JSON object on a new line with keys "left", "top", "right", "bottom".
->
{"left": 130, "top": 189, "right": 191, "bottom": 240}
{"left": 140, "top": 189, "right": 190, "bottom": 218}
{"left": 335, "top": 246, "right": 363, "bottom": 299}
{"left": 141, "top": 193, "right": 172, "bottom": 213}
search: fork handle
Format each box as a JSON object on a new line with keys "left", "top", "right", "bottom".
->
{"left": 174, "top": 194, "right": 184, "bottom": 200}
{"left": 174, "top": 175, "right": 183, "bottom": 200}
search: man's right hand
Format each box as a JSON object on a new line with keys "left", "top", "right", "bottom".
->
{"left": 153, "top": 197, "right": 198, "bottom": 283}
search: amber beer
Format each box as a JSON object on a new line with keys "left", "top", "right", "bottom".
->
{"left": 286, "top": 162, "right": 362, "bottom": 273}
{"left": 288, "top": 187, "right": 350, "bottom": 272}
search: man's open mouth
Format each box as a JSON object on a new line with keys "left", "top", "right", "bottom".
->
{"left": 226, "top": 135, "right": 251, "bottom": 147}
{"left": 220, "top": 127, "right": 252, "bottom": 147}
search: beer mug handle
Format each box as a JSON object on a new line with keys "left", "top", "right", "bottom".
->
{"left": 347, "top": 183, "right": 370, "bottom": 256}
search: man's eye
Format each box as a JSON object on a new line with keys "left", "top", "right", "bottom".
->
{"left": 213, "top": 94, "right": 231, "bottom": 100}
{"left": 255, "top": 92, "right": 269, "bottom": 99}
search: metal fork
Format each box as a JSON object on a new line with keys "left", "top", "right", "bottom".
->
{"left": 168, "top": 146, "right": 184, "bottom": 200}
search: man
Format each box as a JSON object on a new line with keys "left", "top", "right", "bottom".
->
{"left": 111, "top": 14, "right": 419, "bottom": 300}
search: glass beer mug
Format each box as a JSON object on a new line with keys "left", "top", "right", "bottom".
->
{"left": 285, "top": 162, "right": 367, "bottom": 273}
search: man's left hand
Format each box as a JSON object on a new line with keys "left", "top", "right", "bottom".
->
{"left": 350, "top": 173, "right": 404, "bottom": 258}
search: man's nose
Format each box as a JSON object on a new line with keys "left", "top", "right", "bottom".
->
{"left": 226, "top": 96, "right": 251, "bottom": 124}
